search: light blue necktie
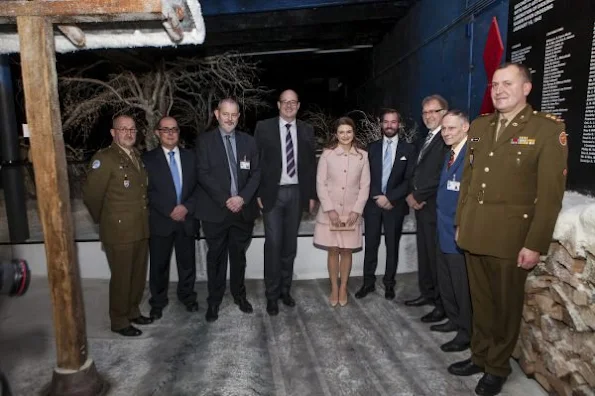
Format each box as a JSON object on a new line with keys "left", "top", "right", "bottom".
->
{"left": 381, "top": 140, "right": 392, "bottom": 194}
{"left": 168, "top": 151, "right": 182, "bottom": 204}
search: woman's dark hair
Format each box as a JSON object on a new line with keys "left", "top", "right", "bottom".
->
{"left": 325, "top": 116, "right": 364, "bottom": 156}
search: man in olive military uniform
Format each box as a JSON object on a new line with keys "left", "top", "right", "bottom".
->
{"left": 448, "top": 63, "right": 567, "bottom": 396}
{"left": 83, "top": 115, "right": 153, "bottom": 337}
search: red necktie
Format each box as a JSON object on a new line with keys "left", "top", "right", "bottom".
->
{"left": 447, "top": 149, "right": 455, "bottom": 169}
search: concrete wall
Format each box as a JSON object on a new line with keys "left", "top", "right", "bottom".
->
{"left": 10, "top": 235, "right": 418, "bottom": 281}
{"left": 355, "top": 0, "right": 509, "bottom": 120}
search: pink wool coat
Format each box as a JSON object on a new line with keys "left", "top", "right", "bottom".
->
{"left": 315, "top": 146, "right": 371, "bottom": 224}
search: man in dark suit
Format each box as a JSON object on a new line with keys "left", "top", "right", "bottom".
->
{"left": 405, "top": 94, "right": 449, "bottom": 324}
{"left": 254, "top": 89, "right": 317, "bottom": 316}
{"left": 355, "top": 108, "right": 416, "bottom": 300}
{"left": 142, "top": 116, "right": 199, "bottom": 320}
{"left": 434, "top": 110, "right": 471, "bottom": 353}
{"left": 196, "top": 98, "right": 261, "bottom": 322}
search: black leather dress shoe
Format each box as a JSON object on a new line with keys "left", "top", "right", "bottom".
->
{"left": 430, "top": 321, "right": 458, "bottom": 332}
{"left": 130, "top": 315, "right": 153, "bottom": 325}
{"left": 421, "top": 308, "right": 446, "bottom": 323}
{"left": 267, "top": 299, "right": 279, "bottom": 316}
{"left": 475, "top": 373, "right": 507, "bottom": 396}
{"left": 448, "top": 358, "right": 484, "bottom": 376}
{"left": 112, "top": 325, "right": 142, "bottom": 337}
{"left": 280, "top": 294, "right": 296, "bottom": 307}
{"left": 440, "top": 339, "right": 470, "bottom": 352}
{"left": 354, "top": 284, "right": 375, "bottom": 299}
{"left": 404, "top": 296, "right": 432, "bottom": 306}
{"left": 384, "top": 287, "right": 395, "bottom": 300}
{"left": 205, "top": 305, "right": 219, "bottom": 322}
{"left": 149, "top": 308, "right": 163, "bottom": 320}
{"left": 185, "top": 302, "right": 199, "bottom": 312}
{"left": 234, "top": 297, "right": 254, "bottom": 313}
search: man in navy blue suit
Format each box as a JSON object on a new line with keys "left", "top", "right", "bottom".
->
{"left": 143, "top": 116, "right": 199, "bottom": 320}
{"left": 433, "top": 110, "right": 471, "bottom": 353}
{"left": 355, "top": 108, "right": 416, "bottom": 300}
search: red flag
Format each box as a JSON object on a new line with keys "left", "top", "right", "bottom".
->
{"left": 480, "top": 17, "right": 504, "bottom": 114}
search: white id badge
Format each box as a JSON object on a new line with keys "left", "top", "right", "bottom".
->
{"left": 447, "top": 180, "right": 460, "bottom": 191}
{"left": 240, "top": 160, "right": 250, "bottom": 170}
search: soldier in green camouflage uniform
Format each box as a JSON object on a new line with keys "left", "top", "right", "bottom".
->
{"left": 448, "top": 63, "right": 568, "bottom": 396}
{"left": 83, "top": 115, "right": 152, "bottom": 337}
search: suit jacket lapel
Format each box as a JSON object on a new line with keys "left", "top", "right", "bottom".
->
{"left": 493, "top": 105, "right": 532, "bottom": 150}
{"left": 216, "top": 131, "right": 232, "bottom": 183}
{"left": 273, "top": 117, "right": 283, "bottom": 161}
{"left": 418, "top": 132, "right": 440, "bottom": 164}
{"left": 388, "top": 141, "right": 405, "bottom": 180}
{"left": 179, "top": 149, "right": 190, "bottom": 197}
{"left": 450, "top": 144, "right": 466, "bottom": 177}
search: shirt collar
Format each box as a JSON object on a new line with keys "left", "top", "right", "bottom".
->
{"left": 498, "top": 104, "right": 528, "bottom": 124}
{"left": 219, "top": 127, "right": 235, "bottom": 138}
{"left": 162, "top": 146, "right": 178, "bottom": 156}
{"left": 429, "top": 126, "right": 441, "bottom": 137}
{"left": 383, "top": 135, "right": 399, "bottom": 144}
{"left": 452, "top": 136, "right": 467, "bottom": 157}
{"left": 115, "top": 143, "right": 132, "bottom": 156}
{"left": 279, "top": 117, "right": 296, "bottom": 128}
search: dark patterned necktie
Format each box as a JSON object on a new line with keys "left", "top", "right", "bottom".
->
{"left": 447, "top": 149, "right": 455, "bottom": 169}
{"left": 285, "top": 123, "right": 296, "bottom": 177}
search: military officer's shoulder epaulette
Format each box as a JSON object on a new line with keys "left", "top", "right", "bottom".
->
{"left": 532, "top": 111, "right": 564, "bottom": 125}
{"left": 479, "top": 112, "right": 493, "bottom": 117}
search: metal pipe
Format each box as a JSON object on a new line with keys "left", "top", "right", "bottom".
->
{"left": 0, "top": 55, "right": 30, "bottom": 242}
{"left": 367, "top": 0, "right": 500, "bottom": 83}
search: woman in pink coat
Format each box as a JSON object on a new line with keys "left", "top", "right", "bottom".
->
{"left": 314, "top": 117, "right": 371, "bottom": 306}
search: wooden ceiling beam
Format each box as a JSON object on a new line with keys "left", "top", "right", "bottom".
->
{"left": 0, "top": 0, "right": 163, "bottom": 18}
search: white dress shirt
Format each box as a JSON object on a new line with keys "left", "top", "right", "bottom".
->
{"left": 279, "top": 117, "right": 299, "bottom": 185}
{"left": 162, "top": 146, "right": 183, "bottom": 187}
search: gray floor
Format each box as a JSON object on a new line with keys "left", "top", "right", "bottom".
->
{"left": 0, "top": 273, "right": 545, "bottom": 396}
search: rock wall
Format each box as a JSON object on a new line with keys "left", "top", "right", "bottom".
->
{"left": 514, "top": 194, "right": 595, "bottom": 396}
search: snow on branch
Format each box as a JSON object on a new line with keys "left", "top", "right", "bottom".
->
{"left": 59, "top": 53, "right": 272, "bottom": 149}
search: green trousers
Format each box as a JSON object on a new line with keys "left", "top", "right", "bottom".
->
{"left": 465, "top": 253, "right": 528, "bottom": 377}
{"left": 104, "top": 239, "right": 149, "bottom": 330}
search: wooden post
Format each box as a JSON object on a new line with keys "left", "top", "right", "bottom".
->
{"left": 16, "top": 16, "right": 106, "bottom": 395}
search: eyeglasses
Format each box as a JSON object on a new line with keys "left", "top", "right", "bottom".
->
{"left": 114, "top": 128, "right": 137, "bottom": 134}
{"left": 280, "top": 100, "right": 299, "bottom": 107}
{"left": 422, "top": 109, "right": 443, "bottom": 116}
{"left": 220, "top": 112, "right": 240, "bottom": 119}
{"left": 158, "top": 127, "right": 180, "bottom": 134}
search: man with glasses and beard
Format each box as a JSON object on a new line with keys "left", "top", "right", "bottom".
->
{"left": 142, "top": 116, "right": 199, "bottom": 321}
{"left": 354, "top": 108, "right": 416, "bottom": 300}
{"left": 405, "top": 95, "right": 450, "bottom": 325}
{"left": 83, "top": 115, "right": 152, "bottom": 337}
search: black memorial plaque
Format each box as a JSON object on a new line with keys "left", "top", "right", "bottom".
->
{"left": 507, "top": 0, "right": 595, "bottom": 194}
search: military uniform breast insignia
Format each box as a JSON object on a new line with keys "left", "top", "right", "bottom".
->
{"left": 92, "top": 160, "right": 101, "bottom": 169}
{"left": 470, "top": 137, "right": 480, "bottom": 142}
{"left": 510, "top": 136, "right": 535, "bottom": 145}
{"left": 559, "top": 131, "right": 568, "bottom": 146}
{"left": 124, "top": 175, "right": 130, "bottom": 188}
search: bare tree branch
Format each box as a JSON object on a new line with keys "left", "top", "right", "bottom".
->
{"left": 58, "top": 53, "right": 272, "bottom": 150}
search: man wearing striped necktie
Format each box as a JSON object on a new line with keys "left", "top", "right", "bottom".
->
{"left": 255, "top": 89, "right": 317, "bottom": 316}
